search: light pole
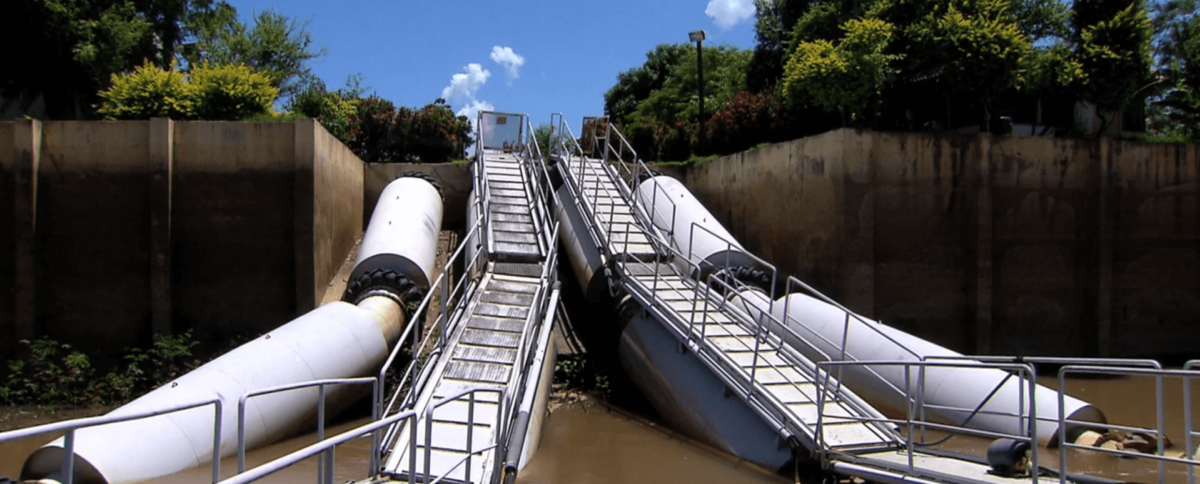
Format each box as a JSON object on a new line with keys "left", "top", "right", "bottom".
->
{"left": 689, "top": 30, "right": 706, "bottom": 151}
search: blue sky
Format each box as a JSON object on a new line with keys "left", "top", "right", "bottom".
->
{"left": 225, "top": 0, "right": 758, "bottom": 133}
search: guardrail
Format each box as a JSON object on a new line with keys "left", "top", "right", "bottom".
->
{"left": 376, "top": 216, "right": 488, "bottom": 451}
{"left": 236, "top": 377, "right": 378, "bottom": 476}
{"left": 0, "top": 397, "right": 223, "bottom": 484}
{"left": 815, "top": 359, "right": 1041, "bottom": 483}
{"left": 1055, "top": 364, "right": 1200, "bottom": 484}
{"left": 219, "top": 406, "right": 418, "bottom": 484}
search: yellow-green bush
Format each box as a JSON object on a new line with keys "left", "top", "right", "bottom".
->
{"left": 98, "top": 61, "right": 279, "bottom": 120}
{"left": 189, "top": 63, "right": 279, "bottom": 120}
{"left": 98, "top": 62, "right": 195, "bottom": 120}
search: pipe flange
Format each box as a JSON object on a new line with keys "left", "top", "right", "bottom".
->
{"left": 343, "top": 268, "right": 427, "bottom": 319}
{"left": 636, "top": 169, "right": 667, "bottom": 184}
{"left": 395, "top": 171, "right": 443, "bottom": 197}
{"left": 712, "top": 265, "right": 772, "bottom": 294}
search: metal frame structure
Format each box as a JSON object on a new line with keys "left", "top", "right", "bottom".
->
{"left": 0, "top": 398, "right": 223, "bottom": 484}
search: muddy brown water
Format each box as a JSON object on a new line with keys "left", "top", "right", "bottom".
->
{"left": 1, "top": 375, "right": 1197, "bottom": 483}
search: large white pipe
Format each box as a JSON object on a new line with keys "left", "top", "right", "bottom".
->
{"left": 643, "top": 173, "right": 1105, "bottom": 445}
{"left": 554, "top": 184, "right": 606, "bottom": 302}
{"left": 22, "top": 300, "right": 403, "bottom": 484}
{"left": 23, "top": 175, "right": 444, "bottom": 483}
{"left": 635, "top": 176, "right": 766, "bottom": 275}
{"left": 733, "top": 290, "right": 1105, "bottom": 445}
{"left": 351, "top": 175, "right": 444, "bottom": 292}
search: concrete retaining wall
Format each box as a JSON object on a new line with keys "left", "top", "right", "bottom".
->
{"left": 0, "top": 119, "right": 364, "bottom": 363}
{"left": 365, "top": 162, "right": 472, "bottom": 229}
{"left": 685, "top": 129, "right": 1200, "bottom": 359}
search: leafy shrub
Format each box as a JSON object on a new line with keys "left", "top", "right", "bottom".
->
{"left": 347, "top": 95, "right": 399, "bottom": 162}
{"left": 288, "top": 85, "right": 359, "bottom": 141}
{"left": 97, "top": 61, "right": 195, "bottom": 120}
{"left": 410, "top": 99, "right": 472, "bottom": 162}
{"left": 390, "top": 106, "right": 415, "bottom": 162}
{"left": 1, "top": 332, "right": 200, "bottom": 407}
{"left": 783, "top": 17, "right": 896, "bottom": 124}
{"left": 706, "top": 90, "right": 773, "bottom": 154}
{"left": 188, "top": 63, "right": 279, "bottom": 120}
{"left": 98, "top": 61, "right": 279, "bottom": 121}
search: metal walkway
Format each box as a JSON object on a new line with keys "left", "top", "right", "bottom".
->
{"left": 548, "top": 115, "right": 1066, "bottom": 484}
{"left": 376, "top": 112, "right": 560, "bottom": 484}
{"left": 553, "top": 144, "right": 897, "bottom": 456}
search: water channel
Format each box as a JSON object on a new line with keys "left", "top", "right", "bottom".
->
{"left": 2, "top": 373, "right": 1197, "bottom": 483}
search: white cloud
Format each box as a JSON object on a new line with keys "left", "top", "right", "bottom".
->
{"left": 456, "top": 99, "right": 496, "bottom": 122}
{"left": 705, "top": 0, "right": 755, "bottom": 29}
{"left": 489, "top": 46, "right": 525, "bottom": 83}
{"left": 441, "top": 63, "right": 491, "bottom": 105}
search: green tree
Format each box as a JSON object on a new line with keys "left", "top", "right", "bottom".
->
{"left": 181, "top": 5, "right": 324, "bottom": 102}
{"left": 409, "top": 99, "right": 473, "bottom": 162}
{"left": 631, "top": 45, "right": 752, "bottom": 125}
{"left": 288, "top": 83, "right": 360, "bottom": 141}
{"left": 347, "top": 95, "right": 399, "bottom": 163}
{"left": 1148, "top": 1, "right": 1200, "bottom": 139}
{"left": 1073, "top": 0, "right": 1154, "bottom": 133}
{"left": 532, "top": 123, "right": 564, "bottom": 159}
{"left": 0, "top": 0, "right": 213, "bottom": 119}
{"left": 1011, "top": 0, "right": 1070, "bottom": 41}
{"left": 746, "top": 0, "right": 816, "bottom": 92}
{"left": 603, "top": 44, "right": 691, "bottom": 123}
{"left": 784, "top": 18, "right": 896, "bottom": 125}
{"left": 908, "top": 0, "right": 1031, "bottom": 130}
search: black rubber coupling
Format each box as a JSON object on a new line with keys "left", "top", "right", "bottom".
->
{"left": 712, "top": 265, "right": 772, "bottom": 293}
{"left": 395, "top": 171, "right": 443, "bottom": 197}
{"left": 635, "top": 169, "right": 666, "bottom": 184}
{"left": 342, "top": 268, "right": 426, "bottom": 319}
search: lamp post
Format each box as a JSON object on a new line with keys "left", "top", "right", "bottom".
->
{"left": 689, "top": 30, "right": 706, "bottom": 151}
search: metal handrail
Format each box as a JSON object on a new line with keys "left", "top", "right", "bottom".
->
{"left": 1056, "top": 365, "right": 1200, "bottom": 484}
{"left": 219, "top": 408, "right": 419, "bottom": 484}
{"left": 696, "top": 273, "right": 895, "bottom": 445}
{"left": 377, "top": 217, "right": 487, "bottom": 421}
{"left": 421, "top": 387, "right": 504, "bottom": 484}
{"left": 815, "top": 359, "right": 1039, "bottom": 484}
{"left": 1188, "top": 360, "right": 1200, "bottom": 484}
{"left": 0, "top": 397, "right": 223, "bottom": 484}
{"left": 236, "top": 377, "right": 377, "bottom": 475}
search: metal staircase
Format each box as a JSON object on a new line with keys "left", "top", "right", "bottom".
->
{"left": 549, "top": 114, "right": 899, "bottom": 459}
{"left": 546, "top": 115, "right": 1080, "bottom": 484}
{"left": 376, "top": 111, "right": 561, "bottom": 484}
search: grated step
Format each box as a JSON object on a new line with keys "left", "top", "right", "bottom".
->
{"left": 460, "top": 329, "right": 522, "bottom": 348}
{"left": 444, "top": 360, "right": 511, "bottom": 383}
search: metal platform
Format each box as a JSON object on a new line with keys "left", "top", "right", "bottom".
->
{"left": 482, "top": 152, "right": 545, "bottom": 263}
{"left": 548, "top": 116, "right": 1069, "bottom": 484}
{"left": 383, "top": 269, "right": 542, "bottom": 483}
{"left": 556, "top": 154, "right": 658, "bottom": 260}
{"left": 375, "top": 112, "right": 560, "bottom": 484}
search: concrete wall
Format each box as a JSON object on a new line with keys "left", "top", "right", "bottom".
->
{"left": 686, "top": 129, "right": 1200, "bottom": 359}
{"left": 365, "top": 162, "right": 472, "bottom": 229}
{"left": 0, "top": 119, "right": 364, "bottom": 363}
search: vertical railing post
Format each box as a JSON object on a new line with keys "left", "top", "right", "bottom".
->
{"left": 408, "top": 413, "right": 417, "bottom": 484}
{"left": 905, "top": 364, "right": 914, "bottom": 475}
{"left": 1058, "top": 370, "right": 1068, "bottom": 484}
{"left": 466, "top": 392, "right": 476, "bottom": 484}
{"left": 370, "top": 378, "right": 380, "bottom": 477}
{"left": 1157, "top": 373, "right": 1166, "bottom": 478}
{"left": 1027, "top": 366, "right": 1038, "bottom": 484}
{"left": 212, "top": 400, "right": 223, "bottom": 484}
{"left": 1185, "top": 368, "right": 1195, "bottom": 484}
{"left": 237, "top": 397, "right": 248, "bottom": 473}
{"left": 62, "top": 429, "right": 75, "bottom": 484}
